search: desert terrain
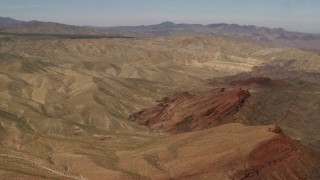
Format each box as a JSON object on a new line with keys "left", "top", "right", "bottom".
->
{"left": 0, "top": 32, "right": 319, "bottom": 179}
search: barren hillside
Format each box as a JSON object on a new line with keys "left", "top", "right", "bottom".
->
{"left": 0, "top": 34, "right": 319, "bottom": 179}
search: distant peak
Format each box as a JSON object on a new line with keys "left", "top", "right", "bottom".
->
{"left": 158, "top": 21, "right": 175, "bottom": 26}
{"left": 0, "top": 16, "right": 24, "bottom": 24}
{"left": 0, "top": 17, "right": 14, "bottom": 20}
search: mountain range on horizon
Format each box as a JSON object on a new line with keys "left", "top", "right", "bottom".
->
{"left": 1, "top": 17, "right": 320, "bottom": 50}
{"left": 1, "top": 17, "right": 319, "bottom": 35}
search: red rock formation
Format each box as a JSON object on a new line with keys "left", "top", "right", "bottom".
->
{"left": 231, "top": 131, "right": 319, "bottom": 179}
{"left": 129, "top": 89, "right": 250, "bottom": 133}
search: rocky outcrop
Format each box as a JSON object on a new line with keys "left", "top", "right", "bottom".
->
{"left": 129, "top": 89, "right": 250, "bottom": 133}
{"left": 231, "top": 127, "right": 320, "bottom": 179}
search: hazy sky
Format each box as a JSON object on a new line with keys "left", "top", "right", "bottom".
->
{"left": 0, "top": 0, "right": 319, "bottom": 33}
